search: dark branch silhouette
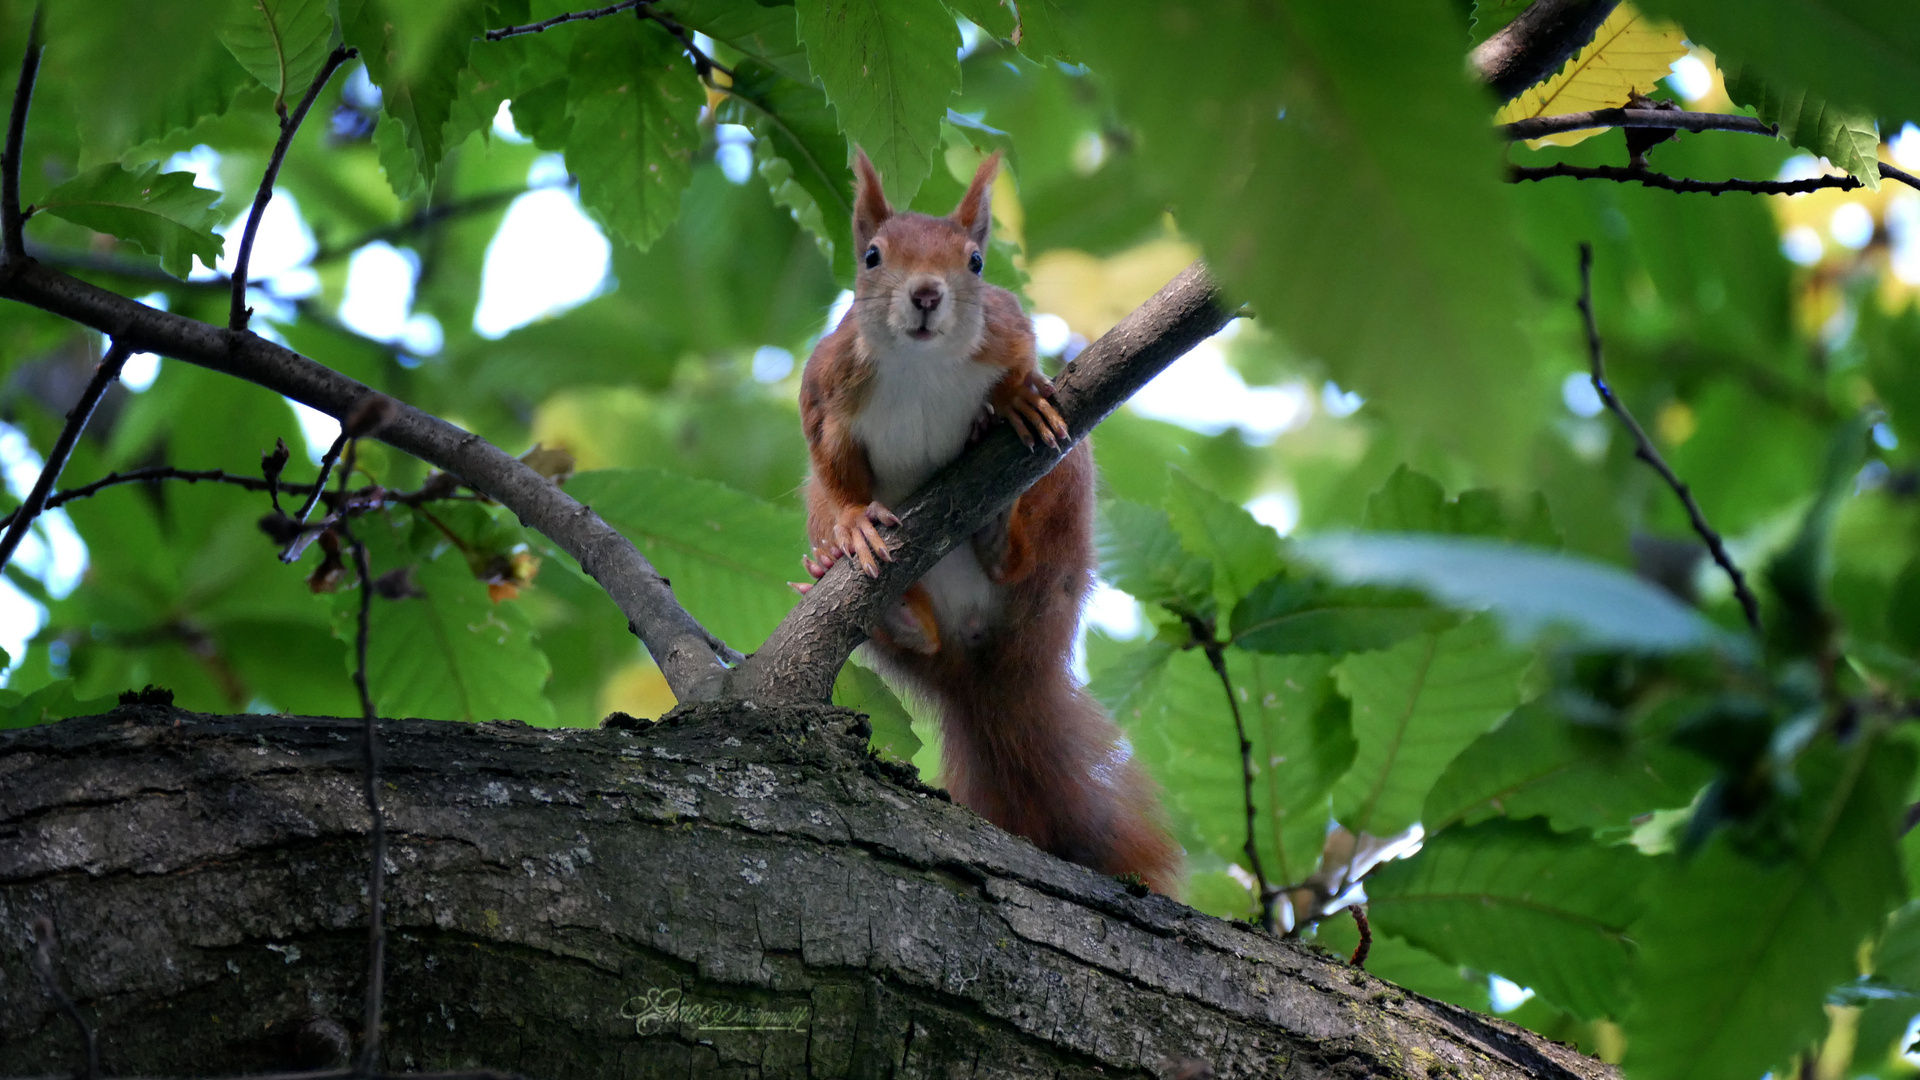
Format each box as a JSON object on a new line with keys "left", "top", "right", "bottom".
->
{"left": 1578, "top": 243, "right": 1762, "bottom": 633}
{"left": 1472, "top": 0, "right": 1620, "bottom": 102}
{"left": 0, "top": 339, "right": 130, "bottom": 576}
{"left": 229, "top": 46, "right": 356, "bottom": 330}
{"left": 1, "top": 5, "right": 43, "bottom": 264}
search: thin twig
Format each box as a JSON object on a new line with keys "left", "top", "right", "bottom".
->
{"left": 230, "top": 46, "right": 356, "bottom": 330}
{"left": 1577, "top": 243, "right": 1763, "bottom": 633}
{"left": 1188, "top": 615, "right": 1277, "bottom": 932}
{"left": 0, "top": 340, "right": 130, "bottom": 575}
{"left": 1, "top": 5, "right": 44, "bottom": 263}
{"left": 1513, "top": 163, "right": 1917, "bottom": 196}
{"left": 481, "top": 0, "right": 732, "bottom": 82}
{"left": 1346, "top": 904, "right": 1371, "bottom": 969}
{"left": 309, "top": 187, "right": 536, "bottom": 264}
{"left": 1502, "top": 107, "right": 1779, "bottom": 142}
{"left": 29, "top": 915, "right": 97, "bottom": 1080}
{"left": 0, "top": 465, "right": 469, "bottom": 532}
{"left": 484, "top": 0, "right": 645, "bottom": 40}
{"left": 334, "top": 436, "right": 388, "bottom": 1077}
{"left": 292, "top": 433, "right": 349, "bottom": 523}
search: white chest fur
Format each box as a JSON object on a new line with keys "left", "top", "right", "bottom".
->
{"left": 851, "top": 341, "right": 1004, "bottom": 506}
{"left": 851, "top": 338, "right": 1006, "bottom": 641}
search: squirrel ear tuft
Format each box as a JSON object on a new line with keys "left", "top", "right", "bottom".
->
{"left": 852, "top": 147, "right": 892, "bottom": 253}
{"left": 952, "top": 150, "right": 1000, "bottom": 251}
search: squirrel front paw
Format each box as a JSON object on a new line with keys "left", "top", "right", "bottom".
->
{"left": 992, "top": 371, "right": 1070, "bottom": 449}
{"left": 830, "top": 501, "right": 899, "bottom": 577}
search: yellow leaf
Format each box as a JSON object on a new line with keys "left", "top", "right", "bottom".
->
{"left": 1495, "top": 4, "right": 1689, "bottom": 148}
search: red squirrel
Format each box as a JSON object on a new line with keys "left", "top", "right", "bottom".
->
{"left": 796, "top": 149, "right": 1181, "bottom": 894}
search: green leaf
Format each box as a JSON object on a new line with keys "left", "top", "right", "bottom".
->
{"left": 339, "top": 0, "right": 488, "bottom": 195}
{"left": 1229, "top": 574, "right": 1456, "bottom": 656}
{"left": 36, "top": 164, "right": 225, "bottom": 279}
{"left": 337, "top": 542, "right": 556, "bottom": 726}
{"left": 1636, "top": 0, "right": 1920, "bottom": 125}
{"left": 1423, "top": 703, "right": 1711, "bottom": 833}
{"left": 1296, "top": 533, "right": 1738, "bottom": 654}
{"left": 1102, "top": 642, "right": 1352, "bottom": 887}
{"left": 1364, "top": 465, "right": 1562, "bottom": 546}
{"left": 1006, "top": 0, "right": 1073, "bottom": 61}
{"left": 1096, "top": 499, "right": 1213, "bottom": 614}
{"left": 0, "top": 679, "right": 118, "bottom": 730}
{"left": 1331, "top": 617, "right": 1531, "bottom": 837}
{"left": 1877, "top": 899, "right": 1920, "bottom": 993}
{"left": 46, "top": 0, "right": 252, "bottom": 163}
{"left": 561, "top": 16, "right": 704, "bottom": 248}
{"left": 945, "top": 0, "right": 1016, "bottom": 39}
{"left": 833, "top": 658, "right": 921, "bottom": 764}
{"left": 1163, "top": 468, "right": 1283, "bottom": 611}
{"left": 1723, "top": 63, "right": 1879, "bottom": 189}
{"left": 562, "top": 469, "right": 803, "bottom": 650}
{"left": 662, "top": 0, "right": 815, "bottom": 84}
{"left": 1625, "top": 735, "right": 1914, "bottom": 1080}
{"left": 793, "top": 0, "right": 960, "bottom": 208}
{"left": 717, "top": 58, "right": 856, "bottom": 279}
{"left": 1368, "top": 818, "right": 1653, "bottom": 1020}
{"left": 1062, "top": 0, "right": 1535, "bottom": 471}
{"left": 219, "top": 0, "right": 335, "bottom": 109}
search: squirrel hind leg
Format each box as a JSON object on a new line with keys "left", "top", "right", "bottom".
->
{"left": 872, "top": 582, "right": 940, "bottom": 656}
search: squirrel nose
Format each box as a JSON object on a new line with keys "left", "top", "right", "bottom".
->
{"left": 910, "top": 285, "right": 943, "bottom": 312}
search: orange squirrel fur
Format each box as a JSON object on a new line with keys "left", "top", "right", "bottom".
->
{"left": 796, "top": 149, "right": 1181, "bottom": 894}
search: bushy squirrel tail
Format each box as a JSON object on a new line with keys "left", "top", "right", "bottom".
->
{"left": 933, "top": 655, "right": 1182, "bottom": 895}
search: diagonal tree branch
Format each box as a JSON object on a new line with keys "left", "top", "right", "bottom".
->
{"left": 728, "top": 263, "right": 1234, "bottom": 706}
{"left": 1471, "top": 0, "right": 1620, "bottom": 103}
{"left": 0, "top": 339, "right": 130, "bottom": 576}
{"left": 1, "top": 5, "right": 44, "bottom": 265}
{"left": 0, "top": 255, "right": 737, "bottom": 700}
{"left": 229, "top": 45, "right": 355, "bottom": 330}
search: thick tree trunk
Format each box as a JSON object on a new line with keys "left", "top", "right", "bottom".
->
{"left": 2, "top": 705, "right": 1616, "bottom": 1080}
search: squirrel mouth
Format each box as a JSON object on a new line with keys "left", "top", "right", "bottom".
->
{"left": 907, "top": 327, "right": 935, "bottom": 340}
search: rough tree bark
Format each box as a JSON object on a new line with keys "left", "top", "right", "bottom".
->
{"left": 2, "top": 705, "right": 1616, "bottom": 1080}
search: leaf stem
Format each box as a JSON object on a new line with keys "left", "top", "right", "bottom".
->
{"left": 1189, "top": 613, "right": 1279, "bottom": 932}
{"left": 1577, "top": 243, "right": 1762, "bottom": 634}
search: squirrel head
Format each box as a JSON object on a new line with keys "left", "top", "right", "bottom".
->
{"left": 848, "top": 147, "right": 999, "bottom": 356}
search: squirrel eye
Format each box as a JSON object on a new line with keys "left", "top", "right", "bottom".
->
{"left": 864, "top": 245, "right": 881, "bottom": 269}
{"left": 968, "top": 250, "right": 984, "bottom": 275}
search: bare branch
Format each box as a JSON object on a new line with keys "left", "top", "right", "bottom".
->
{"left": 484, "top": 0, "right": 644, "bottom": 40}
{"left": 1511, "top": 163, "right": 1895, "bottom": 196}
{"left": 230, "top": 45, "right": 356, "bottom": 330}
{"left": 0, "top": 339, "right": 130, "bottom": 576}
{"left": 1471, "top": 0, "right": 1619, "bottom": 103}
{"left": 482, "top": 0, "right": 732, "bottom": 83}
{"left": 1, "top": 5, "right": 44, "bottom": 264}
{"left": 1578, "top": 243, "right": 1762, "bottom": 634}
{"left": 0, "top": 257, "right": 736, "bottom": 700}
{"left": 1502, "top": 108, "right": 1778, "bottom": 142}
{"left": 729, "top": 263, "right": 1234, "bottom": 705}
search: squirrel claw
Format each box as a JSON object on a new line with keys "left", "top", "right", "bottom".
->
{"left": 995, "top": 371, "right": 1067, "bottom": 450}
{"left": 831, "top": 501, "right": 897, "bottom": 577}
{"left": 788, "top": 581, "right": 813, "bottom": 596}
